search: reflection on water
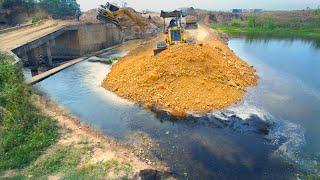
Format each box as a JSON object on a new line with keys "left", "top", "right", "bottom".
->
{"left": 35, "top": 37, "right": 320, "bottom": 178}
{"left": 230, "top": 33, "right": 320, "bottom": 49}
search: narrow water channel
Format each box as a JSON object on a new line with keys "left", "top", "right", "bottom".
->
{"left": 34, "top": 37, "right": 320, "bottom": 179}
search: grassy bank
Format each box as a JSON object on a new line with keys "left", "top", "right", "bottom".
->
{"left": 214, "top": 26, "right": 320, "bottom": 39}
{"left": 0, "top": 52, "right": 59, "bottom": 173}
{"left": 0, "top": 52, "right": 159, "bottom": 179}
{"left": 212, "top": 9, "right": 320, "bottom": 39}
{"left": 18, "top": 144, "right": 133, "bottom": 179}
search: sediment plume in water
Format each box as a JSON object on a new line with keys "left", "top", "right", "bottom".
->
{"left": 103, "top": 39, "right": 258, "bottom": 116}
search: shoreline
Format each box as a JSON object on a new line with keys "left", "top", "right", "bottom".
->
{"left": 28, "top": 93, "right": 170, "bottom": 178}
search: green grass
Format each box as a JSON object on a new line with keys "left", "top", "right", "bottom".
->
{"left": 305, "top": 173, "right": 320, "bottom": 180}
{"left": 0, "top": 52, "right": 134, "bottom": 179}
{"left": 214, "top": 25, "right": 320, "bottom": 39}
{"left": 108, "top": 56, "right": 120, "bottom": 63}
{"left": 5, "top": 141, "right": 133, "bottom": 179}
{"left": 31, "top": 16, "right": 40, "bottom": 24}
{"left": 212, "top": 11, "right": 320, "bottom": 39}
{"left": 97, "top": 56, "right": 121, "bottom": 65}
{"left": 24, "top": 144, "right": 133, "bottom": 179}
{"left": 22, "top": 145, "right": 82, "bottom": 178}
{"left": 63, "top": 159, "right": 132, "bottom": 180}
{"left": 0, "top": 52, "right": 59, "bottom": 173}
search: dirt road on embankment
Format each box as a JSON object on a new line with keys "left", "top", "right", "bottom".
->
{"left": 185, "top": 23, "right": 211, "bottom": 42}
{"left": 0, "top": 20, "right": 76, "bottom": 51}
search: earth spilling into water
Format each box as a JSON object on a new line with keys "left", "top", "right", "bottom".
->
{"left": 32, "top": 36, "right": 320, "bottom": 178}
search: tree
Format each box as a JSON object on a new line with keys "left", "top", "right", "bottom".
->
{"left": 39, "top": 0, "right": 80, "bottom": 19}
{"left": 1, "top": 0, "right": 36, "bottom": 10}
{"left": 0, "top": 0, "right": 37, "bottom": 25}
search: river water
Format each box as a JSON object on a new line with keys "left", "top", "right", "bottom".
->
{"left": 34, "top": 37, "right": 320, "bottom": 179}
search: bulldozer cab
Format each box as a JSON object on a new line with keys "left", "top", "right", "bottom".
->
{"left": 154, "top": 10, "right": 186, "bottom": 55}
{"left": 160, "top": 10, "right": 185, "bottom": 44}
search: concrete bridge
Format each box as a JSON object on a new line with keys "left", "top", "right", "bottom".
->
{"left": 0, "top": 20, "right": 124, "bottom": 78}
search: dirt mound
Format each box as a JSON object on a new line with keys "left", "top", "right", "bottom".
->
{"left": 80, "top": 8, "right": 161, "bottom": 40}
{"left": 186, "top": 15, "right": 197, "bottom": 23}
{"left": 80, "top": 9, "right": 100, "bottom": 23}
{"left": 103, "top": 37, "right": 257, "bottom": 116}
{"left": 142, "top": 12, "right": 163, "bottom": 26}
{"left": 118, "top": 8, "right": 160, "bottom": 40}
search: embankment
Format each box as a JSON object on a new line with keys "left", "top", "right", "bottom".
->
{"left": 211, "top": 9, "right": 320, "bottom": 39}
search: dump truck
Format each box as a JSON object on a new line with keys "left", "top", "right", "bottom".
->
{"left": 185, "top": 15, "right": 198, "bottom": 29}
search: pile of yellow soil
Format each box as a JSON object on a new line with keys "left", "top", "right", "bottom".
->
{"left": 103, "top": 40, "right": 257, "bottom": 116}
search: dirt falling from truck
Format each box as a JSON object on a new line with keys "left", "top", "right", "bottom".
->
{"left": 103, "top": 36, "right": 258, "bottom": 116}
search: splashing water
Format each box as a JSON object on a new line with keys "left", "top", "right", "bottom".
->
{"left": 213, "top": 101, "right": 319, "bottom": 175}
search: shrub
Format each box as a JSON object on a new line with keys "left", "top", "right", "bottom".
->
{"left": 229, "top": 19, "right": 241, "bottom": 27}
{"left": 31, "top": 16, "right": 40, "bottom": 24}
{"left": 1, "top": 0, "right": 36, "bottom": 10}
{"left": 247, "top": 16, "right": 256, "bottom": 28}
{"left": 108, "top": 56, "right": 120, "bottom": 62}
{"left": 263, "top": 17, "right": 276, "bottom": 30}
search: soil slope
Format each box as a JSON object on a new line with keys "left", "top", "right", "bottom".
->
{"left": 103, "top": 25, "right": 257, "bottom": 116}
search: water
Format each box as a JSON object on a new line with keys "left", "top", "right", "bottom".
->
{"left": 34, "top": 37, "right": 320, "bottom": 179}
{"left": 228, "top": 37, "right": 320, "bottom": 174}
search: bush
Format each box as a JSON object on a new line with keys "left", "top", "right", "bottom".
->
{"left": 31, "top": 16, "right": 40, "bottom": 24}
{"left": 108, "top": 56, "right": 120, "bottom": 62}
{"left": 1, "top": 0, "right": 36, "bottom": 10}
{"left": 229, "top": 19, "right": 241, "bottom": 27}
{"left": 263, "top": 17, "right": 276, "bottom": 30}
{"left": 39, "top": 0, "right": 80, "bottom": 19}
{"left": 247, "top": 16, "right": 256, "bottom": 28}
{"left": 1, "top": 0, "right": 80, "bottom": 21}
{"left": 0, "top": 52, "right": 58, "bottom": 172}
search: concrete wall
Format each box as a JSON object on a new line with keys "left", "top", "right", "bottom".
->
{"left": 77, "top": 24, "right": 123, "bottom": 55}
{"left": 50, "top": 30, "right": 80, "bottom": 59}
{"left": 51, "top": 23, "right": 123, "bottom": 59}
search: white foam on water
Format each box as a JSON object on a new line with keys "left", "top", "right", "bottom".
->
{"left": 270, "top": 120, "right": 319, "bottom": 174}
{"left": 87, "top": 56, "right": 106, "bottom": 61}
{"left": 81, "top": 60, "right": 134, "bottom": 106}
{"left": 211, "top": 102, "right": 319, "bottom": 174}
{"left": 224, "top": 101, "right": 272, "bottom": 121}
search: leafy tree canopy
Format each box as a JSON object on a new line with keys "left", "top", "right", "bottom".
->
{"left": 1, "top": 0, "right": 36, "bottom": 10}
{"left": 0, "top": 0, "right": 80, "bottom": 19}
{"left": 39, "top": 0, "right": 80, "bottom": 18}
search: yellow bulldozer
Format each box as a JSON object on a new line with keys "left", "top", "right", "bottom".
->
{"left": 154, "top": 10, "right": 187, "bottom": 55}
{"left": 161, "top": 10, "right": 185, "bottom": 45}
{"left": 96, "top": 2, "right": 146, "bottom": 28}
